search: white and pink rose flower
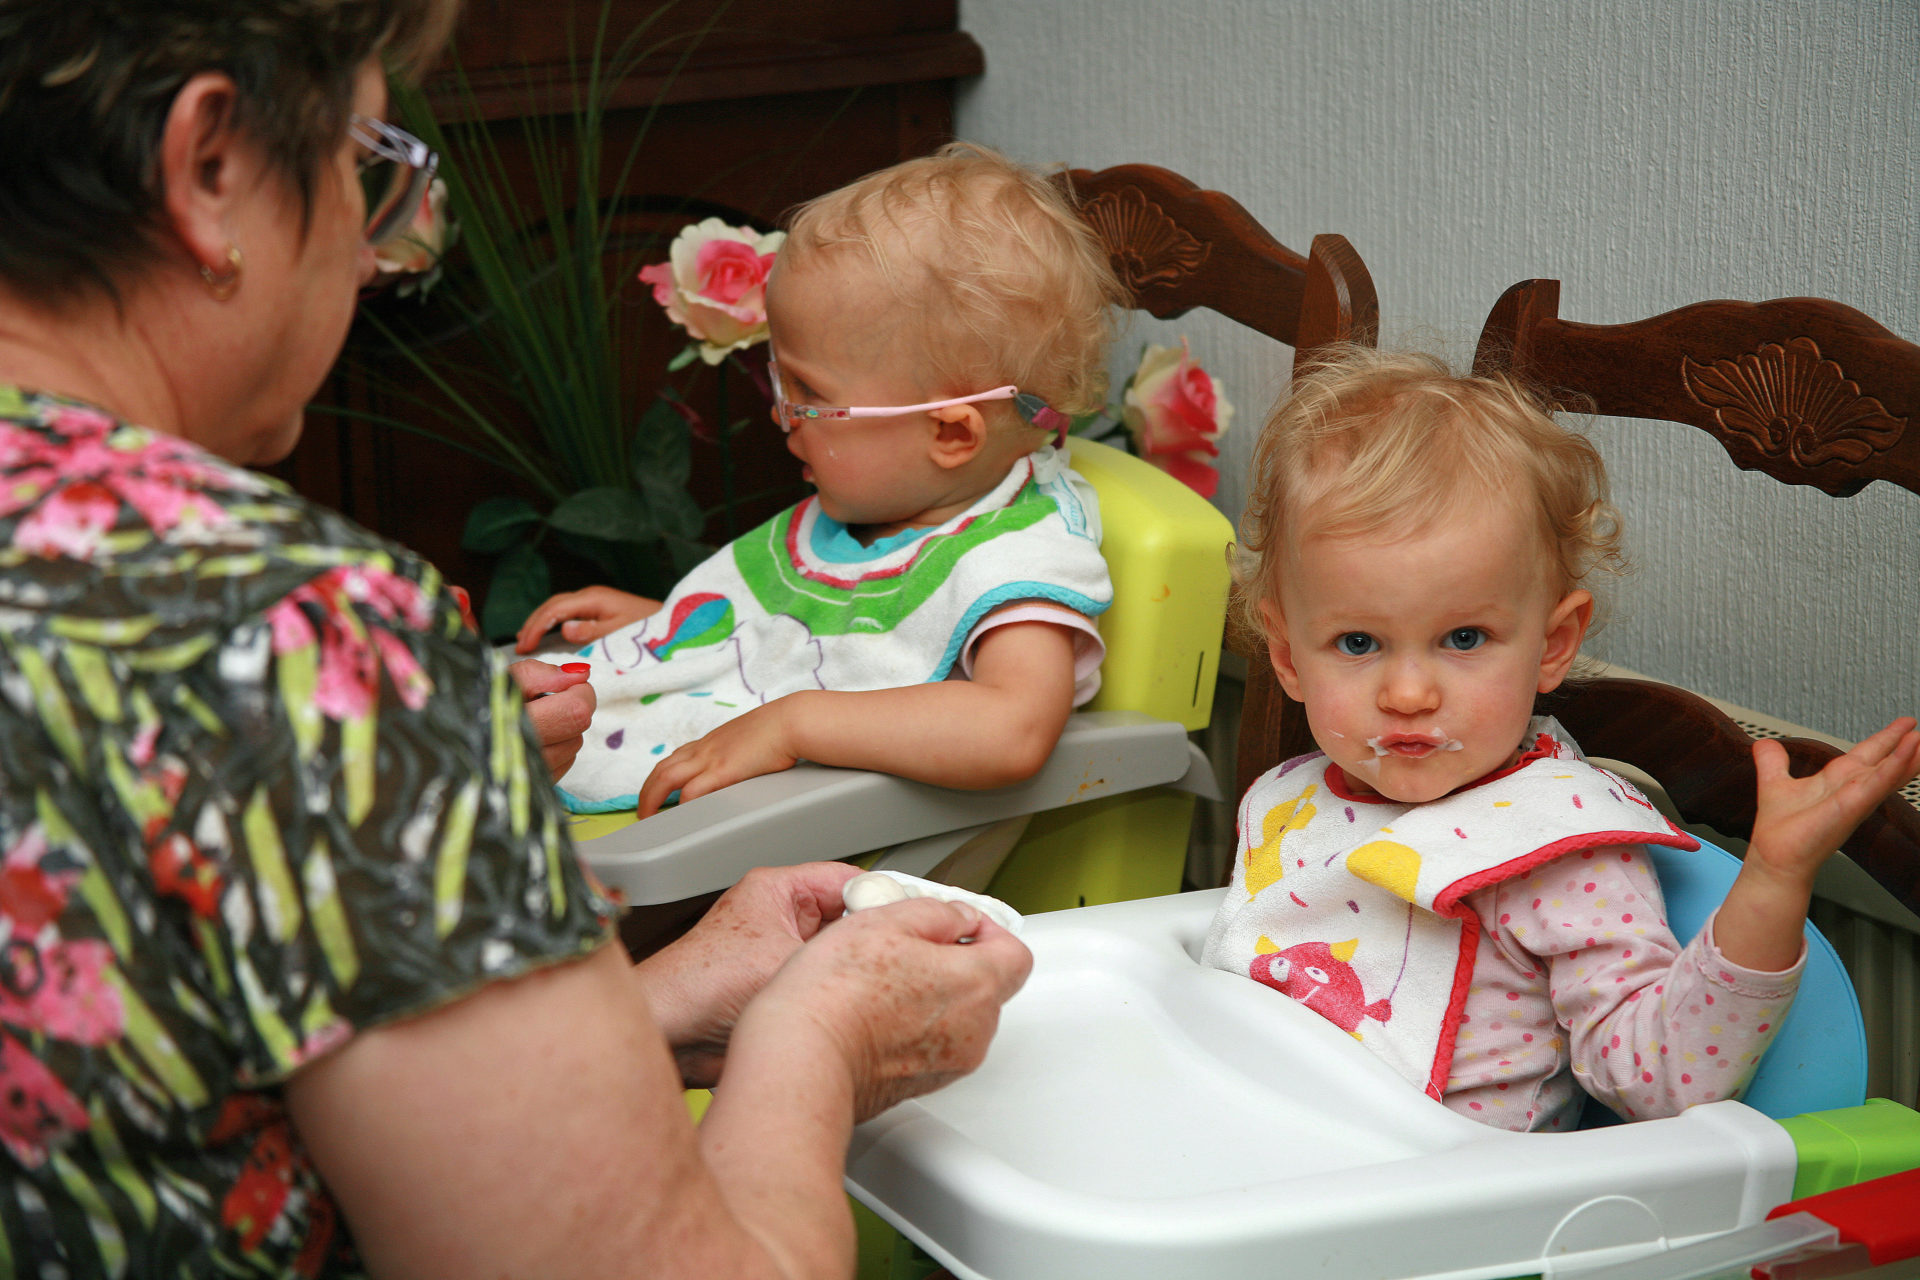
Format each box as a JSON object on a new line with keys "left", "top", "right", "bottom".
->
{"left": 638, "top": 219, "right": 786, "bottom": 364}
{"left": 1122, "top": 338, "right": 1233, "bottom": 498}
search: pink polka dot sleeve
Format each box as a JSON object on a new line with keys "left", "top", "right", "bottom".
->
{"left": 1445, "top": 843, "right": 1804, "bottom": 1130}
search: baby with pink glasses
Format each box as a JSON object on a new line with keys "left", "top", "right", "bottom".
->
{"left": 1203, "top": 348, "right": 1920, "bottom": 1130}
{"left": 542, "top": 143, "right": 1130, "bottom": 816}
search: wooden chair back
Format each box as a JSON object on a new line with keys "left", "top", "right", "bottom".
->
{"left": 1474, "top": 279, "right": 1920, "bottom": 916}
{"left": 1060, "top": 163, "right": 1376, "bottom": 354}
{"left": 1053, "top": 163, "right": 1378, "bottom": 804}
{"left": 1477, "top": 280, "right": 1920, "bottom": 496}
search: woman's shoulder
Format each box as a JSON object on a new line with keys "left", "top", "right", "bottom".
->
{"left": 1, "top": 387, "right": 440, "bottom": 635}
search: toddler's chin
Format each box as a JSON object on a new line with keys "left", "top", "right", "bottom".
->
{"left": 1342, "top": 756, "right": 1472, "bottom": 805}
{"left": 1382, "top": 777, "right": 1461, "bottom": 804}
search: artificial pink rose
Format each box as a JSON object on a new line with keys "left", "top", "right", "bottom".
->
{"left": 373, "top": 177, "right": 454, "bottom": 277}
{"left": 1157, "top": 451, "right": 1225, "bottom": 500}
{"left": 1122, "top": 339, "right": 1234, "bottom": 498}
{"left": 637, "top": 218, "right": 786, "bottom": 364}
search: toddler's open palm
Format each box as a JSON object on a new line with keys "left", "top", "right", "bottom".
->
{"left": 1749, "top": 716, "right": 1920, "bottom": 885}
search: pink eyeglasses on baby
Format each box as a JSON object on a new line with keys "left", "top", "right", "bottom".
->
{"left": 767, "top": 353, "right": 1069, "bottom": 442}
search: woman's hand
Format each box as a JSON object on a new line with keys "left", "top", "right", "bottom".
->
{"left": 292, "top": 870, "right": 1027, "bottom": 1278}
{"left": 739, "top": 895, "right": 1034, "bottom": 1122}
{"left": 509, "top": 659, "right": 596, "bottom": 780}
{"left": 514, "top": 586, "right": 662, "bottom": 654}
{"left": 636, "top": 862, "right": 865, "bottom": 1087}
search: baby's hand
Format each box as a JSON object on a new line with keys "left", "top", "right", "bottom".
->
{"left": 635, "top": 699, "right": 803, "bottom": 818}
{"left": 1747, "top": 716, "right": 1920, "bottom": 888}
{"left": 513, "top": 587, "right": 662, "bottom": 654}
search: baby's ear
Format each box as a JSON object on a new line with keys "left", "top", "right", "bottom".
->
{"left": 1260, "top": 598, "right": 1306, "bottom": 701}
{"left": 1537, "top": 589, "right": 1594, "bottom": 693}
{"left": 927, "top": 403, "right": 986, "bottom": 470}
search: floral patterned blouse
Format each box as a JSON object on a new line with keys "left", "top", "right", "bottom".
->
{"left": 0, "top": 387, "right": 618, "bottom": 1277}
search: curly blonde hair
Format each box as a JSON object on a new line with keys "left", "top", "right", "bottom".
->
{"left": 781, "top": 141, "right": 1129, "bottom": 421}
{"left": 1236, "top": 346, "right": 1626, "bottom": 642}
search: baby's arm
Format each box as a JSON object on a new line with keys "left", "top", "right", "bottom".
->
{"left": 1712, "top": 717, "right": 1920, "bottom": 972}
{"left": 632, "top": 619, "right": 1078, "bottom": 817}
{"left": 1477, "top": 849, "right": 1800, "bottom": 1123}
{"left": 1556, "top": 903, "right": 1801, "bottom": 1121}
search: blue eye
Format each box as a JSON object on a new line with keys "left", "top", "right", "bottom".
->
{"left": 1443, "top": 627, "right": 1487, "bottom": 651}
{"left": 1335, "top": 633, "right": 1377, "bottom": 656}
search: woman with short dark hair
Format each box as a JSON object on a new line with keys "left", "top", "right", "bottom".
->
{"left": 0, "top": 4, "right": 1029, "bottom": 1275}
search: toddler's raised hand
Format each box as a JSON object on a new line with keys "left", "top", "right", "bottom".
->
{"left": 1715, "top": 716, "right": 1918, "bottom": 974}
{"left": 634, "top": 699, "right": 802, "bottom": 818}
{"left": 513, "top": 586, "right": 662, "bottom": 653}
{"left": 1748, "top": 716, "right": 1920, "bottom": 889}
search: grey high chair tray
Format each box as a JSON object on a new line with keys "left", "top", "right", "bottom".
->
{"left": 575, "top": 710, "right": 1214, "bottom": 905}
{"left": 845, "top": 890, "right": 1798, "bottom": 1280}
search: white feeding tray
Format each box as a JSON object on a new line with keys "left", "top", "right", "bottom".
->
{"left": 846, "top": 889, "right": 1796, "bottom": 1280}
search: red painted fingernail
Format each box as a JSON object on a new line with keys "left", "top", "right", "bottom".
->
{"left": 562, "top": 662, "right": 590, "bottom": 674}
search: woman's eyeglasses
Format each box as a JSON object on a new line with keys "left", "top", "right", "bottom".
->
{"left": 767, "top": 353, "right": 1043, "bottom": 435}
{"left": 349, "top": 115, "right": 438, "bottom": 247}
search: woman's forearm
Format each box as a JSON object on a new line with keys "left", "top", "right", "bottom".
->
{"left": 291, "top": 944, "right": 860, "bottom": 1280}
{"left": 697, "top": 1008, "right": 861, "bottom": 1279}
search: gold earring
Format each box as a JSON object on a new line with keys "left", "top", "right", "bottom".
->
{"left": 200, "top": 245, "right": 243, "bottom": 301}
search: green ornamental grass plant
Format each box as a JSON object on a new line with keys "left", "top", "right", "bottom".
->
{"left": 340, "top": 3, "right": 777, "bottom": 639}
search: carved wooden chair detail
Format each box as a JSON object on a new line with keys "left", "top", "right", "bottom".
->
{"left": 1059, "top": 163, "right": 1376, "bottom": 357}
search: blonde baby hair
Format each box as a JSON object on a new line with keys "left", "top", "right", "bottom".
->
{"left": 782, "top": 141, "right": 1129, "bottom": 421}
{"left": 1236, "top": 346, "right": 1626, "bottom": 643}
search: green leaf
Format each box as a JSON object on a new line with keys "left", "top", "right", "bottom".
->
{"left": 662, "top": 534, "right": 716, "bottom": 577}
{"left": 482, "top": 544, "right": 552, "bottom": 641}
{"left": 551, "top": 528, "right": 627, "bottom": 578}
{"left": 547, "top": 486, "right": 658, "bottom": 542}
{"left": 550, "top": 530, "right": 676, "bottom": 599}
{"left": 462, "top": 496, "right": 543, "bottom": 553}
{"left": 642, "top": 481, "right": 705, "bottom": 540}
{"left": 667, "top": 344, "right": 700, "bottom": 372}
{"left": 631, "top": 397, "right": 692, "bottom": 489}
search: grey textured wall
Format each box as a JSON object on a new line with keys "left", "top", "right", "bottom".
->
{"left": 955, "top": 0, "right": 1919, "bottom": 741}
